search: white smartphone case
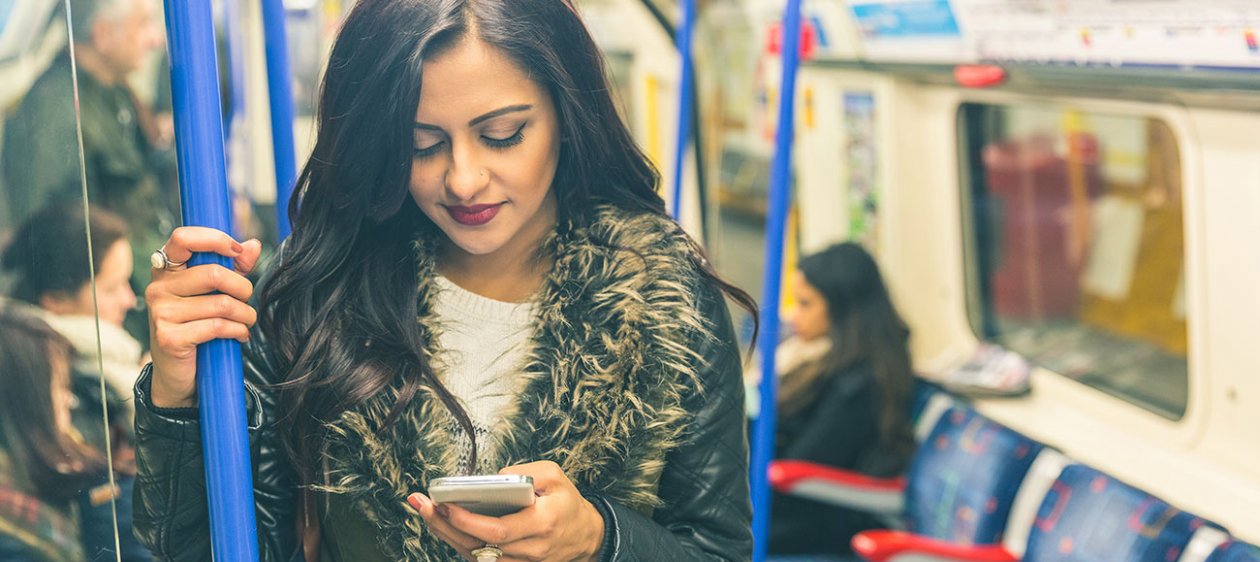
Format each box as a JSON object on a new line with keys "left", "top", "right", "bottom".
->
{"left": 428, "top": 475, "right": 536, "bottom": 517}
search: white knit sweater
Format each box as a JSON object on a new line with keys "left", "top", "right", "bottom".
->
{"left": 431, "top": 276, "right": 537, "bottom": 472}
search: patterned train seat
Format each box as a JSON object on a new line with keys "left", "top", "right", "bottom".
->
{"left": 1208, "top": 540, "right": 1260, "bottom": 562}
{"left": 1024, "top": 464, "right": 1218, "bottom": 562}
{"left": 904, "top": 406, "right": 1044, "bottom": 545}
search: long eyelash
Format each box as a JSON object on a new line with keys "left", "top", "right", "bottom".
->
{"left": 483, "top": 124, "right": 526, "bottom": 150}
{"left": 413, "top": 142, "right": 444, "bottom": 159}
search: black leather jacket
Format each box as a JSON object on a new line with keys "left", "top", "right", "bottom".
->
{"left": 132, "top": 288, "right": 753, "bottom": 561}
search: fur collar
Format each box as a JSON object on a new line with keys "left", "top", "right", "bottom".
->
{"left": 318, "top": 206, "right": 716, "bottom": 561}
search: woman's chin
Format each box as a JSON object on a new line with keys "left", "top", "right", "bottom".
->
{"left": 442, "top": 231, "right": 508, "bottom": 257}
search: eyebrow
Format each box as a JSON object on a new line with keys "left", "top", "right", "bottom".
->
{"left": 414, "top": 104, "right": 533, "bottom": 131}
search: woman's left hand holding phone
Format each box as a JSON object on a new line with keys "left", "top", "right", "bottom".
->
{"left": 408, "top": 461, "right": 605, "bottom": 562}
{"left": 146, "top": 226, "right": 263, "bottom": 409}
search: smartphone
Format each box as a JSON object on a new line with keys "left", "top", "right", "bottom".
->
{"left": 428, "top": 474, "right": 536, "bottom": 517}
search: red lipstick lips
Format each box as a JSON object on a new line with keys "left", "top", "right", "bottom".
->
{"left": 445, "top": 203, "right": 503, "bottom": 226}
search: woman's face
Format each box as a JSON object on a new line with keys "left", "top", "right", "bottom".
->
{"left": 39, "top": 239, "right": 137, "bottom": 326}
{"left": 409, "top": 37, "right": 562, "bottom": 259}
{"left": 789, "top": 271, "right": 831, "bottom": 342}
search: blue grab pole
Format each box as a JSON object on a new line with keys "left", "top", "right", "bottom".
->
{"left": 161, "top": 1, "right": 261, "bottom": 561}
{"left": 750, "top": 0, "right": 804, "bottom": 560}
{"left": 261, "top": 0, "right": 298, "bottom": 240}
{"left": 221, "top": 0, "right": 250, "bottom": 239}
{"left": 221, "top": 0, "right": 247, "bottom": 137}
{"left": 669, "top": 0, "right": 696, "bottom": 221}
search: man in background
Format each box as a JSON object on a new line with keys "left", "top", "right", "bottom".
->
{"left": 3, "top": 0, "right": 176, "bottom": 342}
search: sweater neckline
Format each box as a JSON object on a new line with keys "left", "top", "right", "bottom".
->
{"left": 433, "top": 275, "right": 537, "bottom": 326}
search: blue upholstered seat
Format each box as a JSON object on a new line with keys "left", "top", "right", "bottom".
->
{"left": 1208, "top": 540, "right": 1260, "bottom": 562}
{"left": 904, "top": 406, "right": 1043, "bottom": 545}
{"left": 1024, "top": 464, "right": 1215, "bottom": 562}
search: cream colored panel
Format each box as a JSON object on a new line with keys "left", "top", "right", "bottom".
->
{"left": 1185, "top": 107, "right": 1260, "bottom": 485}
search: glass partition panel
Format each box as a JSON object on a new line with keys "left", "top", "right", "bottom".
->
{"left": 959, "top": 103, "right": 1189, "bottom": 419}
{"left": 78, "top": 0, "right": 176, "bottom": 556}
{"left": 1, "top": 0, "right": 151, "bottom": 559}
{"left": 696, "top": 3, "right": 770, "bottom": 340}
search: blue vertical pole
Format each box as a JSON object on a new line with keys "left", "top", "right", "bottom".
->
{"left": 750, "top": 1, "right": 804, "bottom": 560}
{"left": 669, "top": 0, "right": 696, "bottom": 221}
{"left": 161, "top": 1, "right": 260, "bottom": 561}
{"left": 261, "top": 0, "right": 298, "bottom": 240}
{"left": 221, "top": 0, "right": 250, "bottom": 239}
{"left": 221, "top": 0, "right": 248, "bottom": 137}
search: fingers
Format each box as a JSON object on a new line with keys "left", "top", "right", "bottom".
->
{"left": 151, "top": 263, "right": 254, "bottom": 302}
{"left": 448, "top": 502, "right": 569, "bottom": 562}
{"left": 153, "top": 317, "right": 253, "bottom": 350}
{"left": 159, "top": 226, "right": 246, "bottom": 266}
{"left": 155, "top": 294, "right": 258, "bottom": 328}
{"left": 408, "top": 494, "right": 481, "bottom": 559}
{"left": 500, "top": 461, "right": 565, "bottom": 493}
{"left": 441, "top": 503, "right": 545, "bottom": 546}
{"left": 234, "top": 239, "right": 264, "bottom": 275}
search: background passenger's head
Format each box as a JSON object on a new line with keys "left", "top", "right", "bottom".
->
{"left": 3, "top": 203, "right": 136, "bottom": 326}
{"left": 792, "top": 242, "right": 905, "bottom": 347}
{"left": 0, "top": 307, "right": 102, "bottom": 499}
{"left": 69, "top": 0, "right": 162, "bottom": 81}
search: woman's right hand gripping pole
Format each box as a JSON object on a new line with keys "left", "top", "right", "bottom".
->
{"left": 145, "top": 227, "right": 263, "bottom": 409}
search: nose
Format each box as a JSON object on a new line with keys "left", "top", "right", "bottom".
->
{"left": 444, "top": 139, "right": 489, "bottom": 203}
{"left": 786, "top": 304, "right": 808, "bottom": 334}
{"left": 124, "top": 287, "right": 138, "bottom": 311}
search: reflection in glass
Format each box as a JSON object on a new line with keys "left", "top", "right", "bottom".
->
{"left": 0, "top": 0, "right": 158, "bottom": 559}
{"left": 961, "top": 104, "right": 1188, "bottom": 419}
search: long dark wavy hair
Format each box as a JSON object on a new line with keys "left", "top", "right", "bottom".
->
{"left": 258, "top": 0, "right": 756, "bottom": 485}
{"left": 780, "top": 243, "right": 914, "bottom": 452}
{"left": 0, "top": 307, "right": 103, "bottom": 501}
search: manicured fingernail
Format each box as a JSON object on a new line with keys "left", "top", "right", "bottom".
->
{"left": 231, "top": 241, "right": 244, "bottom": 254}
{"left": 406, "top": 494, "right": 425, "bottom": 510}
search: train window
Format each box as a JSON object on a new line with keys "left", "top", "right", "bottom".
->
{"left": 958, "top": 104, "right": 1188, "bottom": 419}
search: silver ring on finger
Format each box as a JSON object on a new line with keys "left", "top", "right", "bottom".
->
{"left": 472, "top": 544, "right": 503, "bottom": 562}
{"left": 150, "top": 248, "right": 187, "bottom": 271}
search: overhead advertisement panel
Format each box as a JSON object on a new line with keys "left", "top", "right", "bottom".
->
{"left": 846, "top": 0, "right": 1260, "bottom": 71}
{"left": 848, "top": 0, "right": 970, "bottom": 62}
{"left": 953, "top": 0, "right": 1260, "bottom": 70}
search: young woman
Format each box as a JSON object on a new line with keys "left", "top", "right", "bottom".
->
{"left": 133, "top": 1, "right": 756, "bottom": 560}
{"left": 3, "top": 203, "right": 143, "bottom": 402}
{"left": 768, "top": 243, "right": 917, "bottom": 556}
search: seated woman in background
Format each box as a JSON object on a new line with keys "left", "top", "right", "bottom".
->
{"left": 768, "top": 242, "right": 917, "bottom": 556}
{"left": 2, "top": 203, "right": 142, "bottom": 427}
{"left": 0, "top": 307, "right": 148, "bottom": 562}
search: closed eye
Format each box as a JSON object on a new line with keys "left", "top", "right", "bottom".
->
{"left": 414, "top": 141, "right": 445, "bottom": 159}
{"left": 483, "top": 123, "right": 526, "bottom": 149}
